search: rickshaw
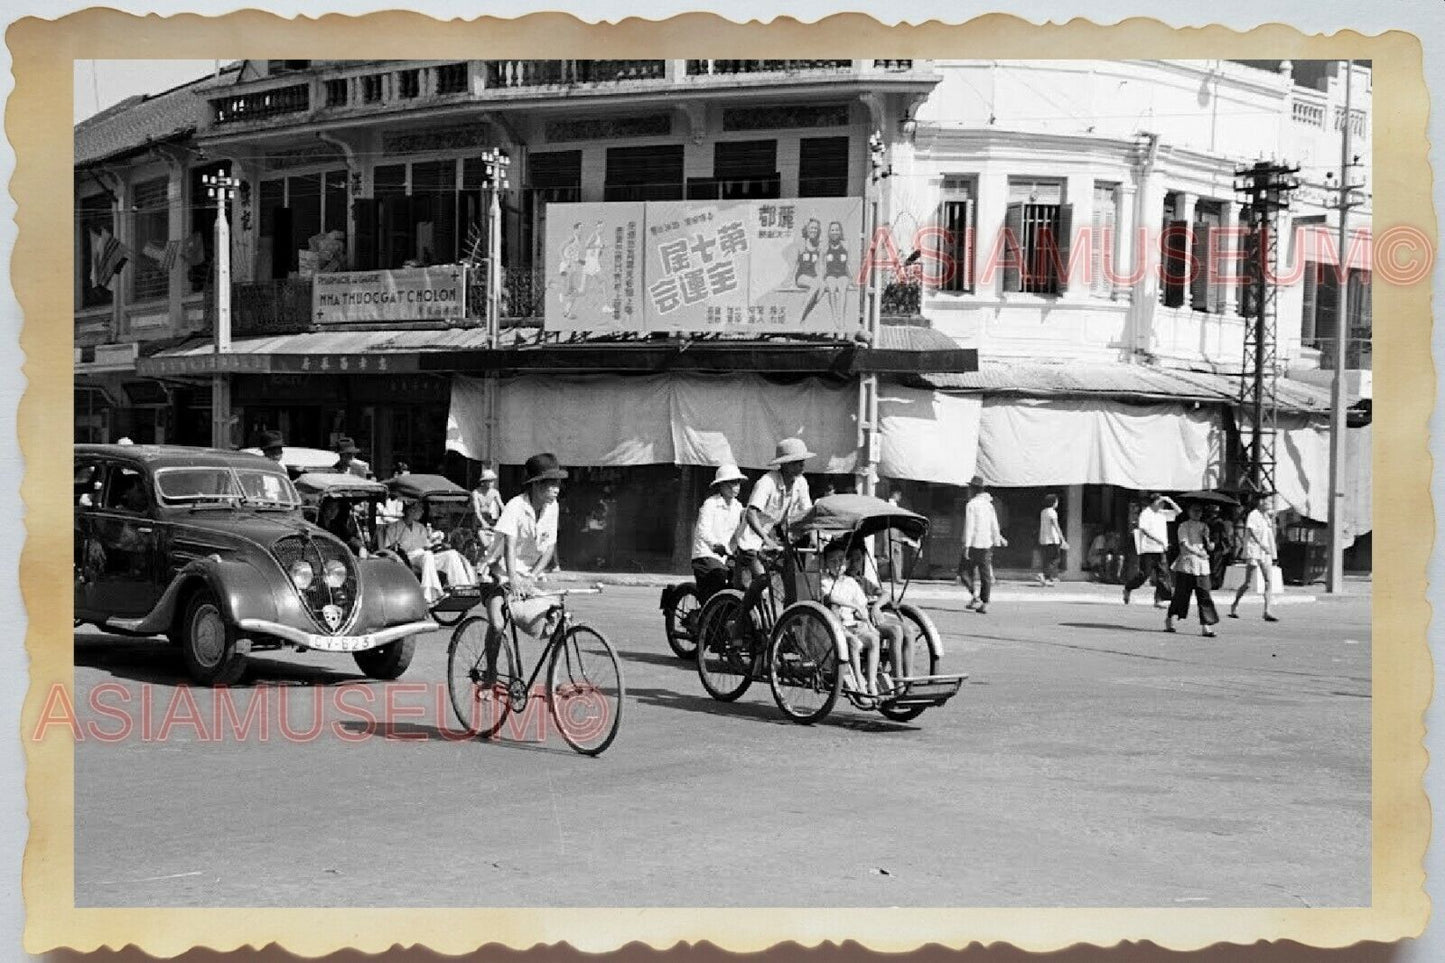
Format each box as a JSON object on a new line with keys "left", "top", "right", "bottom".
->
{"left": 692, "top": 493, "right": 966, "bottom": 725}
{"left": 293, "top": 472, "right": 388, "bottom": 551}
{"left": 382, "top": 473, "right": 488, "bottom": 626}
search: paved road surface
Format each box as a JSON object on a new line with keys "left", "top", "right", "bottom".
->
{"left": 68, "top": 584, "right": 1370, "bottom": 907}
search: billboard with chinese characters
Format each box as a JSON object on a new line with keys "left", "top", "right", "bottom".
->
{"left": 313, "top": 266, "right": 466, "bottom": 325}
{"left": 544, "top": 198, "right": 865, "bottom": 336}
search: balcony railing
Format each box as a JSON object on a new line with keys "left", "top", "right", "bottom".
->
{"left": 232, "top": 279, "right": 315, "bottom": 336}
{"left": 685, "top": 60, "right": 853, "bottom": 75}
{"left": 211, "top": 83, "right": 310, "bottom": 126}
{"left": 486, "top": 60, "right": 667, "bottom": 88}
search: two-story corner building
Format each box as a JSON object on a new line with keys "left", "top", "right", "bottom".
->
{"left": 73, "top": 58, "right": 1371, "bottom": 576}
{"left": 879, "top": 59, "right": 1373, "bottom": 573}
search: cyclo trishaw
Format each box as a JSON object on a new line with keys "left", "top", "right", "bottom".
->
{"left": 692, "top": 493, "right": 966, "bottom": 724}
{"left": 380, "top": 473, "right": 490, "bottom": 626}
{"left": 294, "top": 471, "right": 387, "bottom": 537}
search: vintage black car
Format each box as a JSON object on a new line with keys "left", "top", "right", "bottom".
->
{"left": 74, "top": 444, "right": 437, "bottom": 685}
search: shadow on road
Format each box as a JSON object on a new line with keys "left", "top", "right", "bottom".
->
{"left": 613, "top": 647, "right": 695, "bottom": 670}
{"left": 332, "top": 720, "right": 576, "bottom": 754}
{"left": 1058, "top": 621, "right": 1166, "bottom": 634}
{"left": 75, "top": 632, "right": 373, "bottom": 688}
{"left": 629, "top": 685, "right": 917, "bottom": 733}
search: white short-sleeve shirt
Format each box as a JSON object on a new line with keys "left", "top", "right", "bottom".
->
{"left": 692, "top": 493, "right": 744, "bottom": 562}
{"left": 733, "top": 469, "right": 812, "bottom": 553}
{"left": 493, "top": 493, "right": 558, "bottom": 577}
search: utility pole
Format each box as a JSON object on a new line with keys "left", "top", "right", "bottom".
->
{"left": 480, "top": 148, "right": 511, "bottom": 471}
{"left": 1326, "top": 60, "right": 1360, "bottom": 594}
{"left": 856, "top": 130, "right": 891, "bottom": 498}
{"left": 202, "top": 170, "right": 238, "bottom": 449}
{"left": 1233, "top": 159, "right": 1299, "bottom": 499}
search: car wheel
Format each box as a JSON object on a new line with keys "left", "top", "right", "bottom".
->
{"left": 353, "top": 638, "right": 416, "bottom": 680}
{"left": 181, "top": 590, "right": 247, "bottom": 686}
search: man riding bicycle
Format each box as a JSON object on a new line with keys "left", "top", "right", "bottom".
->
{"left": 691, "top": 464, "right": 747, "bottom": 602}
{"left": 481, "top": 452, "right": 566, "bottom": 680}
{"left": 728, "top": 438, "right": 815, "bottom": 637}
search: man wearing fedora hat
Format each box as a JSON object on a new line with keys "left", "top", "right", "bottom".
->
{"left": 333, "top": 436, "right": 368, "bottom": 479}
{"left": 258, "top": 429, "right": 285, "bottom": 464}
{"left": 691, "top": 464, "right": 747, "bottom": 602}
{"left": 480, "top": 453, "right": 568, "bottom": 676}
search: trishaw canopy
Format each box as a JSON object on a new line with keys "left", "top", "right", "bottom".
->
{"left": 241, "top": 446, "right": 370, "bottom": 475}
{"left": 293, "top": 472, "right": 389, "bottom": 501}
{"left": 386, "top": 473, "right": 469, "bottom": 500}
{"left": 792, "top": 493, "right": 929, "bottom": 542}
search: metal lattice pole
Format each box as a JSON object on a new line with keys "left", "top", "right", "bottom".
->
{"left": 1234, "top": 161, "right": 1298, "bottom": 497}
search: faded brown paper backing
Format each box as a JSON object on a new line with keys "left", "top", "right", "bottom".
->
{"left": 10, "top": 10, "right": 1433, "bottom": 956}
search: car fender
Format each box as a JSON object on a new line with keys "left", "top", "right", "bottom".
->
{"left": 353, "top": 555, "right": 432, "bottom": 627}
{"left": 117, "top": 557, "right": 286, "bottom": 637}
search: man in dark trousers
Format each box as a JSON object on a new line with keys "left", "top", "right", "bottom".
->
{"left": 1123, "top": 493, "right": 1180, "bottom": 607}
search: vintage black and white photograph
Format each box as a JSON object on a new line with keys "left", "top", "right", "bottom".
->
{"left": 61, "top": 50, "right": 1381, "bottom": 918}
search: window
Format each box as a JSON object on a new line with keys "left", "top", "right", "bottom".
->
{"left": 436, "top": 62, "right": 468, "bottom": 95}
{"left": 524, "top": 151, "right": 583, "bottom": 272}
{"left": 324, "top": 169, "right": 348, "bottom": 234}
{"left": 937, "top": 176, "right": 974, "bottom": 294}
{"left": 798, "top": 136, "right": 850, "bottom": 197}
{"left": 398, "top": 69, "right": 420, "bottom": 99}
{"left": 1303, "top": 264, "right": 1371, "bottom": 364}
{"left": 130, "top": 177, "right": 170, "bottom": 301}
{"left": 258, "top": 169, "right": 348, "bottom": 278}
{"left": 78, "top": 192, "right": 115, "bottom": 308}
{"left": 712, "top": 140, "right": 779, "bottom": 200}
{"left": 1090, "top": 182, "right": 1119, "bottom": 299}
{"left": 324, "top": 79, "right": 348, "bottom": 107}
{"left": 410, "top": 160, "right": 458, "bottom": 264}
{"left": 361, "top": 74, "right": 384, "bottom": 104}
{"left": 1190, "top": 201, "right": 1227, "bottom": 314}
{"left": 1159, "top": 193, "right": 1188, "bottom": 308}
{"left": 267, "top": 60, "right": 311, "bottom": 75}
{"left": 103, "top": 466, "right": 148, "bottom": 513}
{"left": 1003, "top": 179, "right": 1071, "bottom": 296}
{"left": 604, "top": 144, "right": 684, "bottom": 201}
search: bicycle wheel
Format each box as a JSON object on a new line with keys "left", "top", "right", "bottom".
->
{"left": 695, "top": 589, "right": 754, "bottom": 702}
{"left": 767, "top": 601, "right": 844, "bottom": 725}
{"left": 447, "top": 615, "right": 518, "bottom": 738}
{"left": 664, "top": 583, "right": 701, "bottom": 660}
{"left": 877, "top": 603, "right": 942, "bottom": 723}
{"left": 548, "top": 624, "right": 624, "bottom": 756}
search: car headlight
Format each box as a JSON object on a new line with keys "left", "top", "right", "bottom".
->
{"left": 289, "top": 559, "right": 315, "bottom": 590}
{"left": 322, "top": 559, "right": 347, "bottom": 589}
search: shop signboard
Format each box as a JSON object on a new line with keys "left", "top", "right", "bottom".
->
{"left": 544, "top": 197, "right": 865, "bottom": 336}
{"left": 312, "top": 266, "right": 466, "bottom": 325}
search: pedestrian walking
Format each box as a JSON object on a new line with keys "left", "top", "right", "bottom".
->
{"left": 1123, "top": 493, "right": 1180, "bottom": 607}
{"left": 1165, "top": 501, "right": 1220, "bottom": 636}
{"left": 1230, "top": 493, "right": 1281, "bottom": 622}
{"left": 1036, "top": 493, "right": 1067, "bottom": 586}
{"left": 955, "top": 476, "right": 1006, "bottom": 614}
{"left": 1206, "top": 503, "right": 1236, "bottom": 591}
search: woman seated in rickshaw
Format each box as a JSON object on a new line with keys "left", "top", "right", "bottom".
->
{"left": 821, "top": 538, "right": 884, "bottom": 698}
{"left": 379, "top": 497, "right": 476, "bottom": 603}
{"left": 317, "top": 497, "right": 369, "bottom": 557}
{"left": 845, "top": 542, "right": 910, "bottom": 688}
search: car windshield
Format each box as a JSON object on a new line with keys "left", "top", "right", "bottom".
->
{"left": 155, "top": 466, "right": 300, "bottom": 508}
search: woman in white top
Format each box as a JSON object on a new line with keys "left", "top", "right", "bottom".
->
{"left": 691, "top": 465, "right": 746, "bottom": 601}
{"left": 1230, "top": 493, "right": 1281, "bottom": 622}
{"left": 1165, "top": 501, "right": 1220, "bottom": 636}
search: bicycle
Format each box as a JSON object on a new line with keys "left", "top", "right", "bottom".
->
{"left": 446, "top": 585, "right": 624, "bottom": 756}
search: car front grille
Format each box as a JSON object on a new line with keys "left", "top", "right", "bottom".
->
{"left": 273, "top": 534, "right": 358, "bottom": 634}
